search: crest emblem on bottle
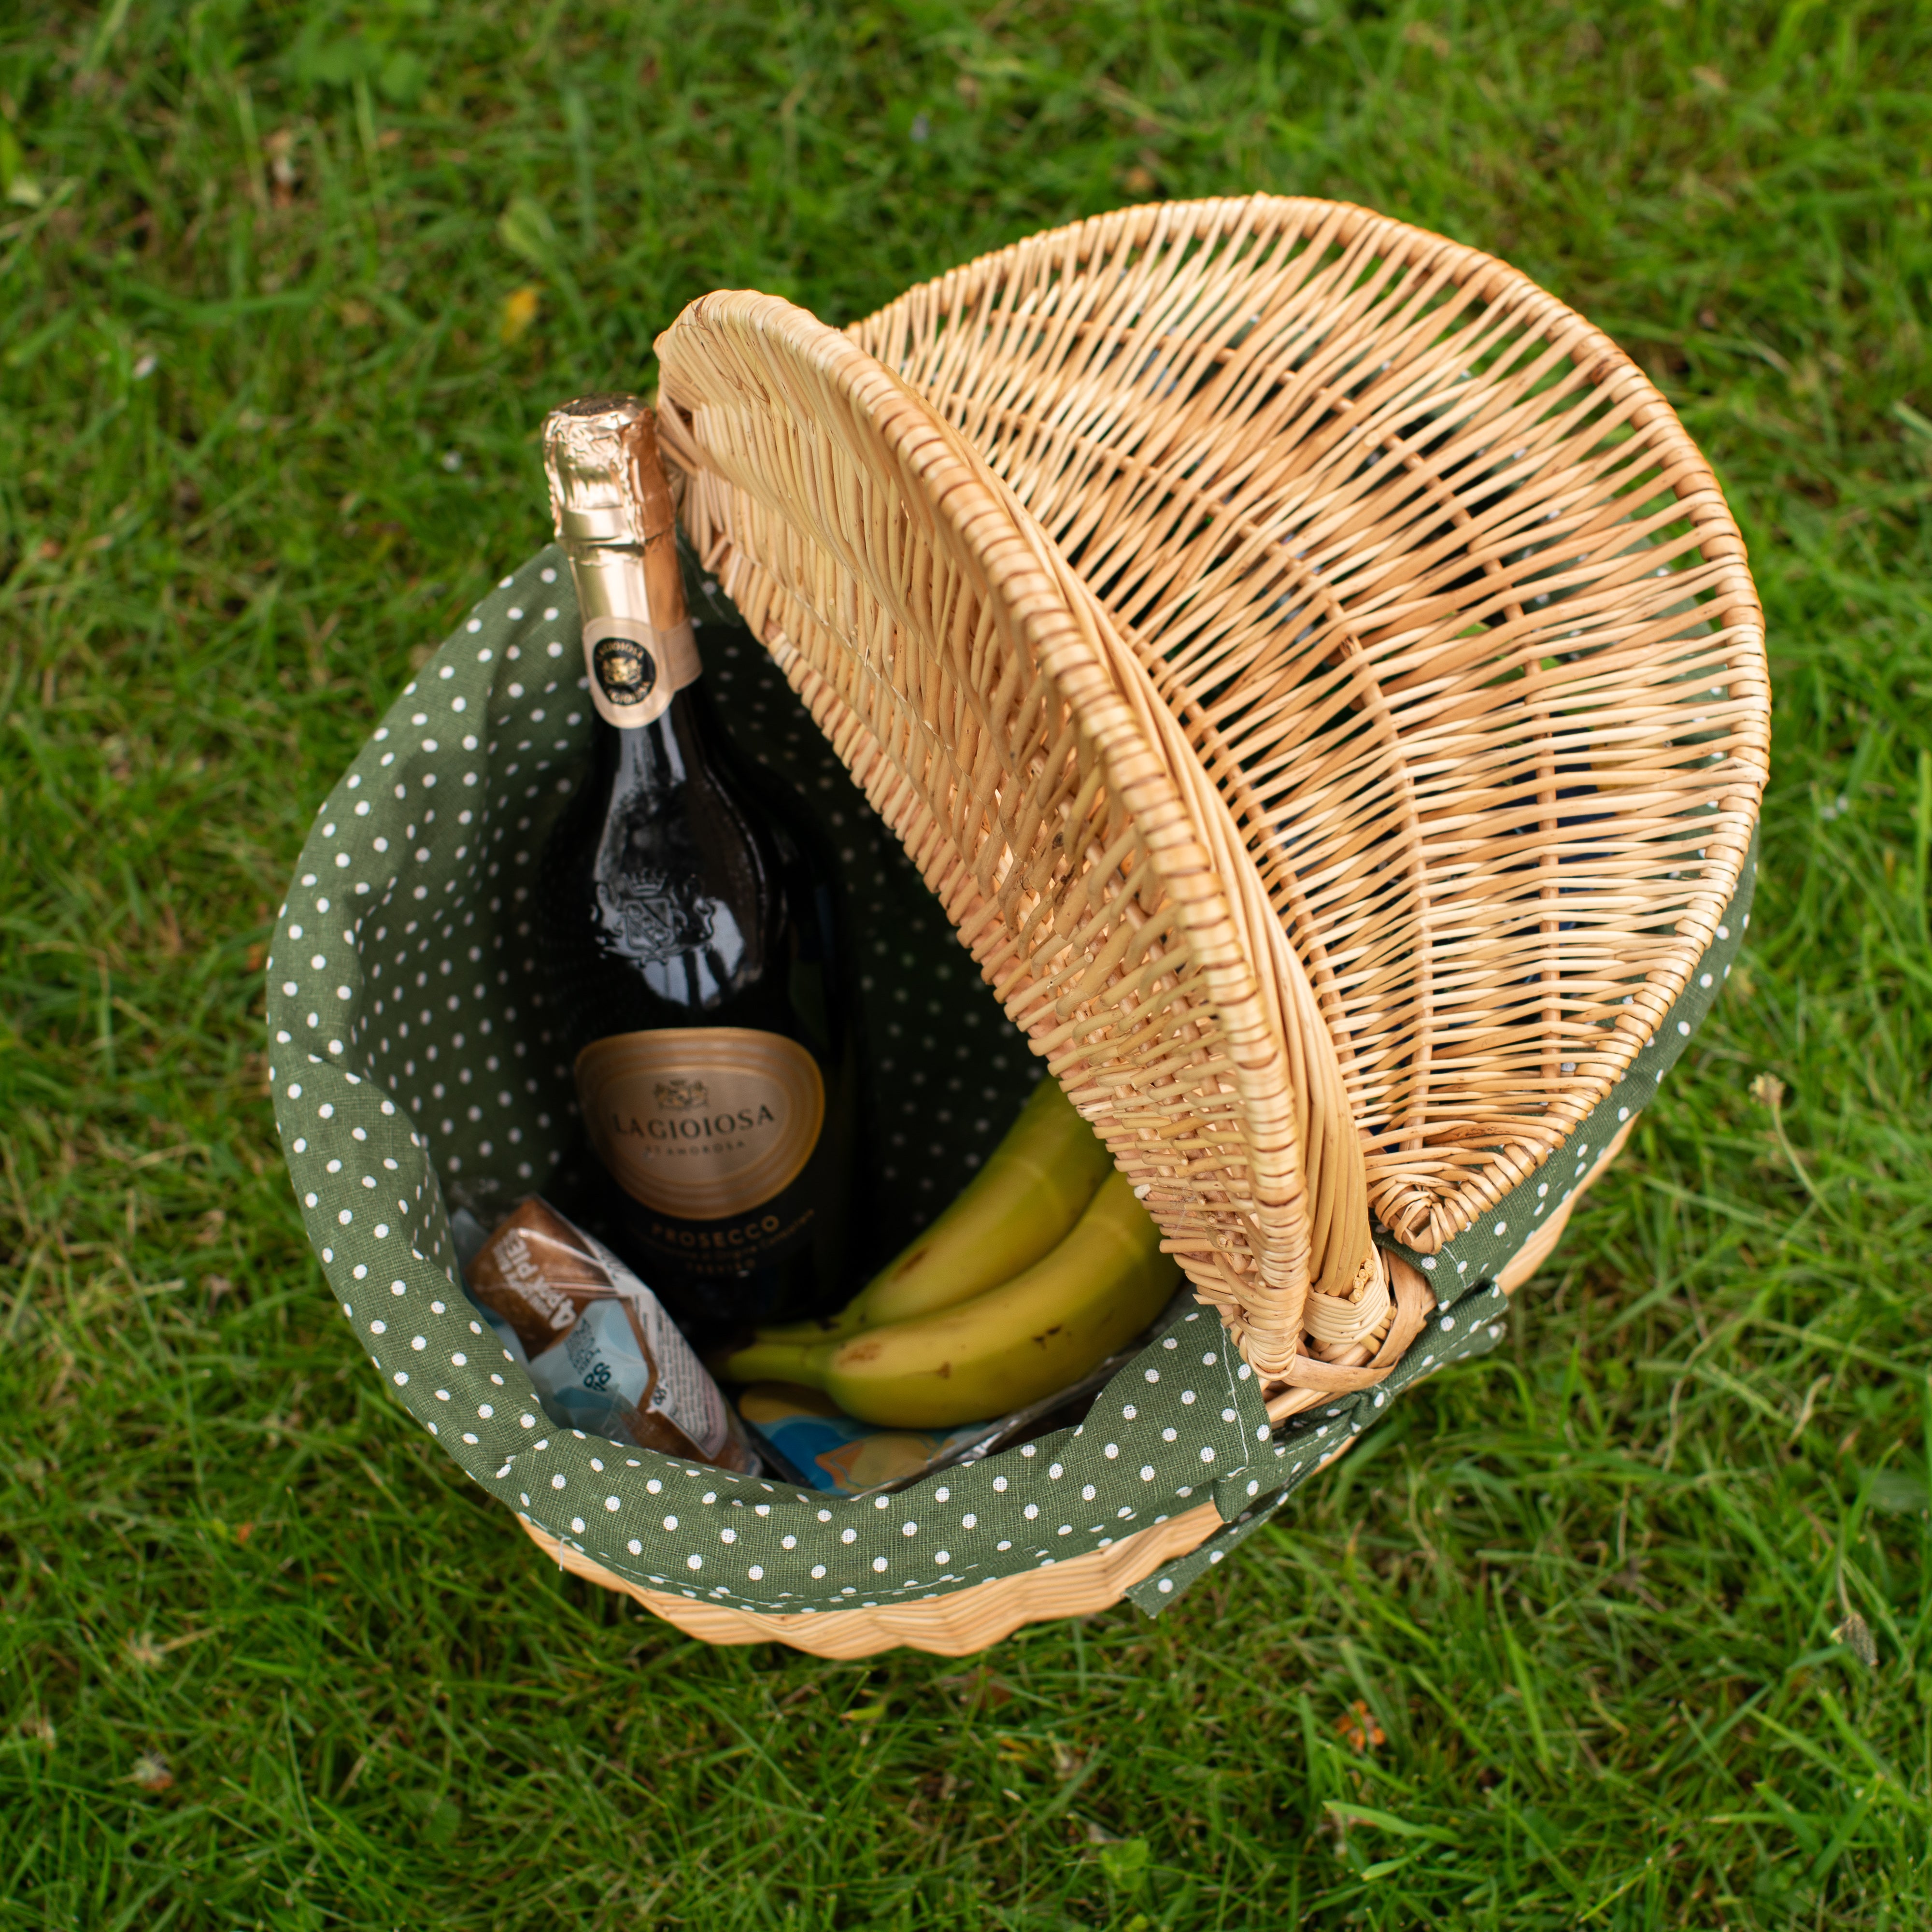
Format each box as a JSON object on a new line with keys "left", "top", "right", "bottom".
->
{"left": 655, "top": 1077, "right": 709, "bottom": 1111}
{"left": 592, "top": 631, "right": 656, "bottom": 706}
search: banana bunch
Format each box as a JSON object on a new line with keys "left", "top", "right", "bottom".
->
{"left": 714, "top": 1080, "right": 1179, "bottom": 1428}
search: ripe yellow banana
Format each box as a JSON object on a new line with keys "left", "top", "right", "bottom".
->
{"left": 716, "top": 1169, "right": 1179, "bottom": 1427}
{"left": 758, "top": 1075, "right": 1114, "bottom": 1343}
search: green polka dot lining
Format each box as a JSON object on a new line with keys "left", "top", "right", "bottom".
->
{"left": 270, "top": 551, "right": 1748, "bottom": 1619}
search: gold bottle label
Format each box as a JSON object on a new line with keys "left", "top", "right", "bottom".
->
{"left": 576, "top": 1027, "right": 825, "bottom": 1221}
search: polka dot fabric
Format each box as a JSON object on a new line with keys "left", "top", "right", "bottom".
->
{"left": 270, "top": 547, "right": 1753, "bottom": 1621}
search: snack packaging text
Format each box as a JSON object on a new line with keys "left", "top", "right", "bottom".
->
{"left": 465, "top": 1197, "right": 756, "bottom": 1473}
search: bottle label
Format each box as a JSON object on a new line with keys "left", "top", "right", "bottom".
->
{"left": 576, "top": 1026, "right": 825, "bottom": 1221}
{"left": 583, "top": 614, "right": 703, "bottom": 729}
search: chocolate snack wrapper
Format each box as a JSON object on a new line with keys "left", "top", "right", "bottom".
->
{"left": 464, "top": 1197, "right": 756, "bottom": 1474}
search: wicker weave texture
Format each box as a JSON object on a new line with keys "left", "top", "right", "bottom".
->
{"left": 653, "top": 195, "right": 1766, "bottom": 1421}
{"left": 657, "top": 296, "right": 1371, "bottom": 1385}
{"left": 850, "top": 197, "right": 1769, "bottom": 1258}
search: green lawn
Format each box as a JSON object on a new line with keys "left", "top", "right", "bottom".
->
{"left": 3, "top": 2, "right": 1931, "bottom": 1926}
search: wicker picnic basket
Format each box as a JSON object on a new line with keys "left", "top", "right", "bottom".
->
{"left": 270, "top": 198, "right": 1766, "bottom": 1659}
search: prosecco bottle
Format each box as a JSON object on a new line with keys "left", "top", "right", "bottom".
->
{"left": 536, "top": 394, "right": 852, "bottom": 1343}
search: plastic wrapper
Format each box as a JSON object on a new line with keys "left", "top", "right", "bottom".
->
{"left": 463, "top": 1197, "right": 756, "bottom": 1473}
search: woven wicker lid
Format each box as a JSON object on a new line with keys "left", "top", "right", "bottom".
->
{"left": 654, "top": 197, "right": 1769, "bottom": 1401}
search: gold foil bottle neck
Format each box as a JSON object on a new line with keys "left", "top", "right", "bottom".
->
{"left": 541, "top": 393, "right": 699, "bottom": 728}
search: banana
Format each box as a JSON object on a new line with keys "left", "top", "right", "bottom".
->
{"left": 757, "top": 1075, "right": 1114, "bottom": 1343}
{"left": 716, "top": 1169, "right": 1180, "bottom": 1428}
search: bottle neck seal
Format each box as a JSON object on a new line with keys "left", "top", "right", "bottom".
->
{"left": 581, "top": 609, "right": 703, "bottom": 730}
{"left": 542, "top": 393, "right": 703, "bottom": 728}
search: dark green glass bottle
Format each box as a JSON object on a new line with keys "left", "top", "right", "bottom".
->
{"left": 536, "top": 395, "right": 852, "bottom": 1344}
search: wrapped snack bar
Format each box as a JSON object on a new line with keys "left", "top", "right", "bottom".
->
{"left": 467, "top": 1199, "right": 756, "bottom": 1474}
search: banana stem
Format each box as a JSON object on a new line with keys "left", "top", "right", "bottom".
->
{"left": 711, "top": 1335, "right": 826, "bottom": 1387}
{"left": 748, "top": 1311, "right": 864, "bottom": 1346}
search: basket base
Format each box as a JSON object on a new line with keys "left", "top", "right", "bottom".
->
{"left": 520, "top": 1500, "right": 1223, "bottom": 1659}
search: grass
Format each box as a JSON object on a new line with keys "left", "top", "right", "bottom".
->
{"left": 2, "top": 0, "right": 1931, "bottom": 1925}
